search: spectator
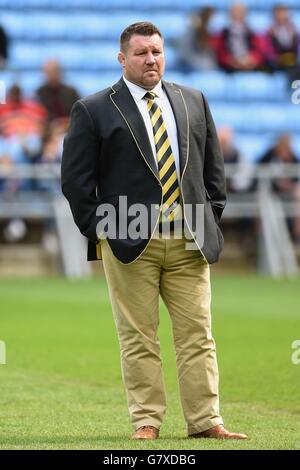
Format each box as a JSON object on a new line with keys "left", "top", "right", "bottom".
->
{"left": 0, "top": 84, "right": 47, "bottom": 192}
{"left": 36, "top": 60, "right": 80, "bottom": 123}
{"left": 37, "top": 119, "right": 66, "bottom": 194}
{"left": 218, "top": 126, "right": 254, "bottom": 192}
{"left": 258, "top": 134, "right": 300, "bottom": 243}
{"left": 0, "top": 152, "right": 13, "bottom": 193}
{"left": 218, "top": 126, "right": 241, "bottom": 192}
{"left": 179, "top": 7, "right": 217, "bottom": 71}
{"left": 258, "top": 134, "right": 298, "bottom": 191}
{"left": 216, "top": 3, "right": 266, "bottom": 72}
{"left": 218, "top": 126, "right": 255, "bottom": 246}
{"left": 36, "top": 120, "right": 66, "bottom": 255}
{"left": 0, "top": 84, "right": 47, "bottom": 139}
{"left": 0, "top": 22, "right": 9, "bottom": 67}
{"left": 267, "top": 4, "right": 299, "bottom": 71}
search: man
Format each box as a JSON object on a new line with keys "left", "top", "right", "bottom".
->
{"left": 36, "top": 59, "right": 80, "bottom": 123}
{"left": 62, "top": 22, "right": 247, "bottom": 441}
{"left": 216, "top": 3, "right": 265, "bottom": 72}
{"left": 267, "top": 4, "right": 299, "bottom": 70}
{"left": 0, "top": 22, "right": 9, "bottom": 67}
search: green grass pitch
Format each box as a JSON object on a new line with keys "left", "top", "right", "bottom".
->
{"left": 0, "top": 273, "right": 300, "bottom": 450}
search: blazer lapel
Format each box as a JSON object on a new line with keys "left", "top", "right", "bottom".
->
{"left": 110, "top": 78, "right": 159, "bottom": 180}
{"left": 162, "top": 81, "right": 188, "bottom": 180}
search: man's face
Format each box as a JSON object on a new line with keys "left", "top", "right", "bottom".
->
{"left": 274, "top": 7, "right": 289, "bottom": 25}
{"left": 118, "top": 34, "right": 165, "bottom": 90}
{"left": 43, "top": 61, "right": 61, "bottom": 86}
{"left": 230, "top": 4, "right": 246, "bottom": 23}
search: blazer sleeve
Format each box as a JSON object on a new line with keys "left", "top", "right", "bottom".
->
{"left": 61, "top": 100, "right": 101, "bottom": 243}
{"left": 202, "top": 93, "right": 227, "bottom": 224}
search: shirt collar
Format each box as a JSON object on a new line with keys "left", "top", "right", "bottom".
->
{"left": 123, "top": 76, "right": 163, "bottom": 101}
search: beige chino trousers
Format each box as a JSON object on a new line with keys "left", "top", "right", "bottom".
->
{"left": 101, "top": 233, "right": 223, "bottom": 435}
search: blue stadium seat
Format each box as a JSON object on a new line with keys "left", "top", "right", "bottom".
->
{"left": 10, "top": 43, "right": 46, "bottom": 69}
{"left": 0, "top": 0, "right": 300, "bottom": 9}
{"left": 210, "top": 9, "right": 299, "bottom": 33}
{"left": 8, "top": 41, "right": 118, "bottom": 69}
{"left": 19, "top": 72, "right": 44, "bottom": 96}
{"left": 70, "top": 12, "right": 187, "bottom": 40}
{"left": 11, "top": 70, "right": 285, "bottom": 105}
{"left": 27, "top": 14, "right": 67, "bottom": 40}
{"left": 223, "top": 133, "right": 300, "bottom": 162}
{"left": 1, "top": 12, "right": 187, "bottom": 40}
{"left": 96, "top": 0, "right": 300, "bottom": 10}
{"left": 0, "top": 13, "right": 26, "bottom": 38}
{"left": 176, "top": 72, "right": 288, "bottom": 102}
{"left": 163, "top": 71, "right": 190, "bottom": 87}
{"left": 292, "top": 136, "right": 300, "bottom": 159}
{"left": 233, "top": 72, "right": 287, "bottom": 101}
{"left": 188, "top": 71, "right": 227, "bottom": 100}
{"left": 10, "top": 40, "right": 178, "bottom": 70}
{"left": 235, "top": 133, "right": 275, "bottom": 161}
{"left": 211, "top": 103, "right": 246, "bottom": 130}
{"left": 65, "top": 72, "right": 120, "bottom": 96}
{"left": 211, "top": 103, "right": 300, "bottom": 133}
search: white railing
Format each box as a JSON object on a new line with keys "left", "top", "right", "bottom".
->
{"left": 0, "top": 163, "right": 299, "bottom": 179}
{"left": 0, "top": 163, "right": 299, "bottom": 277}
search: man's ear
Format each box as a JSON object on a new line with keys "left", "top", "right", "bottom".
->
{"left": 118, "top": 52, "right": 125, "bottom": 67}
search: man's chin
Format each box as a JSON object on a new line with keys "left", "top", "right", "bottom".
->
{"left": 142, "top": 74, "right": 161, "bottom": 89}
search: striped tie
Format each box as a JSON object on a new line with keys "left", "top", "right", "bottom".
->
{"left": 144, "top": 91, "right": 180, "bottom": 222}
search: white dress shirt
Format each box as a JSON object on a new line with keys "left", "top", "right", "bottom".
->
{"left": 123, "top": 76, "right": 181, "bottom": 179}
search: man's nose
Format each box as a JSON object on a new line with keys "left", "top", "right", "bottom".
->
{"left": 145, "top": 53, "right": 155, "bottom": 64}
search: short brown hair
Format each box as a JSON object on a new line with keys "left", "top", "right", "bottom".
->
{"left": 120, "top": 22, "right": 163, "bottom": 52}
{"left": 273, "top": 3, "right": 288, "bottom": 12}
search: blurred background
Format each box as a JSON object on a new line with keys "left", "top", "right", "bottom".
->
{"left": 1, "top": 1, "right": 300, "bottom": 450}
{"left": 0, "top": 0, "right": 300, "bottom": 278}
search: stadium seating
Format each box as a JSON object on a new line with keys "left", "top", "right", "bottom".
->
{"left": 0, "top": 0, "right": 299, "bottom": 9}
{"left": 2, "top": 10, "right": 300, "bottom": 40}
{"left": 10, "top": 40, "right": 178, "bottom": 70}
{"left": 0, "top": 12, "right": 188, "bottom": 40}
{"left": 1, "top": 0, "right": 299, "bottom": 161}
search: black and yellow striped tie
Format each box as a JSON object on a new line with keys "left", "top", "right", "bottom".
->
{"left": 144, "top": 91, "right": 180, "bottom": 222}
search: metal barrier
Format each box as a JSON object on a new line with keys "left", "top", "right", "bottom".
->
{"left": 0, "top": 164, "right": 91, "bottom": 278}
{"left": 0, "top": 163, "right": 299, "bottom": 277}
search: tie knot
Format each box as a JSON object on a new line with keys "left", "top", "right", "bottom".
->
{"left": 143, "top": 91, "right": 156, "bottom": 101}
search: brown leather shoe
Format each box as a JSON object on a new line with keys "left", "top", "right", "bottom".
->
{"left": 189, "top": 424, "right": 248, "bottom": 440}
{"left": 132, "top": 425, "right": 159, "bottom": 440}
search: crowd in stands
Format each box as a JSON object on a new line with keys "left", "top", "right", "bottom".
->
{"left": 257, "top": 134, "right": 300, "bottom": 243}
{"left": 179, "top": 3, "right": 299, "bottom": 78}
{"left": 219, "top": 128, "right": 300, "bottom": 244}
{"left": 0, "top": 59, "right": 79, "bottom": 195}
{"left": 0, "top": 56, "right": 79, "bottom": 246}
